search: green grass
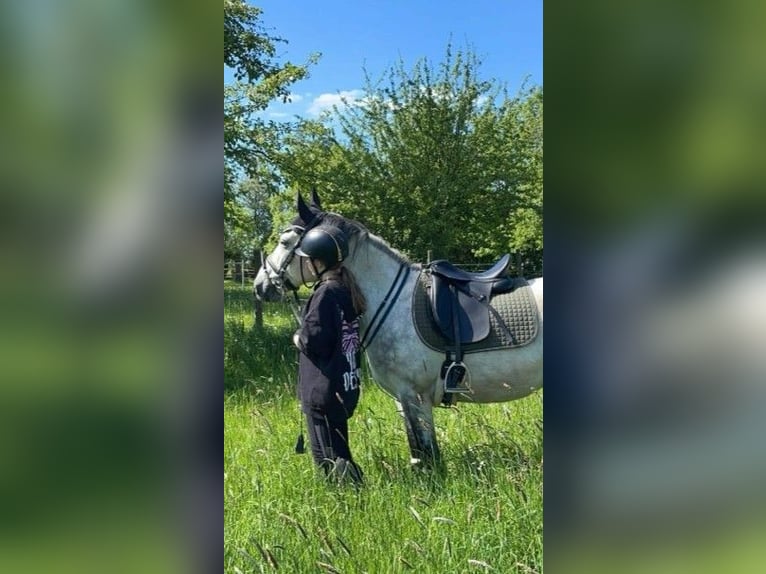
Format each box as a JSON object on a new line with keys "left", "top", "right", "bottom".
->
{"left": 224, "top": 282, "right": 543, "bottom": 573}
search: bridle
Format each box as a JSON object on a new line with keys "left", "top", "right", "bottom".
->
{"left": 264, "top": 225, "right": 306, "bottom": 293}
{"left": 261, "top": 219, "right": 408, "bottom": 348}
{"left": 262, "top": 224, "right": 311, "bottom": 323}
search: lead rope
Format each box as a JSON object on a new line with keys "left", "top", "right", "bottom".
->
{"left": 287, "top": 290, "right": 303, "bottom": 325}
{"left": 285, "top": 289, "right": 306, "bottom": 454}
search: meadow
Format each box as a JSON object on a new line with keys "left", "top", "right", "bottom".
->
{"left": 224, "top": 282, "right": 543, "bottom": 573}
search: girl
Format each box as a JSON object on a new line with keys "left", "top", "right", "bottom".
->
{"left": 292, "top": 225, "right": 367, "bottom": 484}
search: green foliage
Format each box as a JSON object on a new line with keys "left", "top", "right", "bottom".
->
{"left": 222, "top": 7, "right": 543, "bottom": 270}
{"left": 224, "top": 177, "right": 275, "bottom": 259}
{"left": 472, "top": 87, "right": 543, "bottom": 264}
{"left": 224, "top": 1, "right": 319, "bottom": 256}
{"left": 224, "top": 288, "right": 543, "bottom": 573}
{"left": 224, "top": 283, "right": 294, "bottom": 391}
{"left": 272, "top": 45, "right": 542, "bottom": 268}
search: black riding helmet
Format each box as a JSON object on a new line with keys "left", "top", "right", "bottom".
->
{"left": 295, "top": 226, "right": 349, "bottom": 268}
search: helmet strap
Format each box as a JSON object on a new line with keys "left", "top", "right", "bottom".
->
{"left": 308, "top": 258, "right": 327, "bottom": 284}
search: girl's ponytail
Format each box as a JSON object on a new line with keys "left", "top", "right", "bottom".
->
{"left": 338, "top": 266, "right": 367, "bottom": 316}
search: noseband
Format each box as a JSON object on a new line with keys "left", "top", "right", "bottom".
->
{"left": 264, "top": 224, "right": 307, "bottom": 295}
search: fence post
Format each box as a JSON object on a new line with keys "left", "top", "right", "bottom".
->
{"left": 426, "top": 249, "right": 432, "bottom": 264}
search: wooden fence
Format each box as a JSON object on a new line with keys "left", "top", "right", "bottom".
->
{"left": 226, "top": 252, "right": 541, "bottom": 328}
{"left": 224, "top": 260, "right": 260, "bottom": 287}
{"left": 225, "top": 251, "right": 541, "bottom": 286}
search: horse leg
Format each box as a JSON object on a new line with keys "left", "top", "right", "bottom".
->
{"left": 394, "top": 400, "right": 422, "bottom": 462}
{"left": 396, "top": 393, "right": 441, "bottom": 467}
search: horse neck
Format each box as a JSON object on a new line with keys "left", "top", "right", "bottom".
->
{"left": 345, "top": 237, "right": 412, "bottom": 329}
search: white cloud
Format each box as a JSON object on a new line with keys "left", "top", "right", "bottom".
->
{"left": 257, "top": 92, "right": 305, "bottom": 120}
{"left": 307, "top": 89, "right": 365, "bottom": 116}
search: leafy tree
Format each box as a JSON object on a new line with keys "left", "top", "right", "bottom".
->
{"left": 224, "top": 0, "right": 318, "bottom": 256}
{"left": 469, "top": 87, "right": 543, "bottom": 267}
{"left": 273, "top": 45, "right": 542, "bottom": 271}
{"left": 224, "top": 177, "right": 273, "bottom": 260}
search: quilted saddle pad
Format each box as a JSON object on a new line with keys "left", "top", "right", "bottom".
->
{"left": 411, "top": 271, "right": 539, "bottom": 353}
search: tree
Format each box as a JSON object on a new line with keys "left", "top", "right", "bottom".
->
{"left": 273, "top": 45, "right": 542, "bottom": 270}
{"left": 468, "top": 86, "right": 543, "bottom": 270}
{"left": 224, "top": 0, "right": 319, "bottom": 256}
{"left": 224, "top": 177, "right": 273, "bottom": 260}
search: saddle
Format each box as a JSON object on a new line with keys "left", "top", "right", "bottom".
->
{"left": 425, "top": 254, "right": 517, "bottom": 398}
{"left": 428, "top": 254, "right": 515, "bottom": 342}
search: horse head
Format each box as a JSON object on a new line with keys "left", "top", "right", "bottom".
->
{"left": 253, "top": 191, "right": 325, "bottom": 302}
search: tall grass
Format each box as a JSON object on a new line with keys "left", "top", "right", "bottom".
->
{"left": 224, "top": 282, "right": 543, "bottom": 573}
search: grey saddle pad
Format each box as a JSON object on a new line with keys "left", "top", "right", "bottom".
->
{"left": 412, "top": 270, "right": 540, "bottom": 353}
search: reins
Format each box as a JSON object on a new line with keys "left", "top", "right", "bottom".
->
{"left": 264, "top": 220, "right": 410, "bottom": 352}
{"left": 263, "top": 225, "right": 310, "bottom": 456}
{"left": 286, "top": 290, "right": 303, "bottom": 326}
{"left": 360, "top": 263, "right": 409, "bottom": 352}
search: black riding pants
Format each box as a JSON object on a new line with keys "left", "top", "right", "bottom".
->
{"left": 304, "top": 412, "right": 363, "bottom": 483}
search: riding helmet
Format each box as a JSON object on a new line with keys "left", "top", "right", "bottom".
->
{"left": 295, "top": 226, "right": 349, "bottom": 267}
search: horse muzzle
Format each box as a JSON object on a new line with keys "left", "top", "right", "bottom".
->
{"left": 253, "top": 269, "right": 283, "bottom": 302}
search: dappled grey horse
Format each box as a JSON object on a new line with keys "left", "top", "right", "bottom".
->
{"left": 254, "top": 191, "right": 542, "bottom": 466}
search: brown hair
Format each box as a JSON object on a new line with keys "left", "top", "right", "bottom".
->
{"left": 327, "top": 265, "right": 367, "bottom": 316}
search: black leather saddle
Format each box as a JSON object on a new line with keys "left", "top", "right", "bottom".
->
{"left": 427, "top": 254, "right": 516, "bottom": 345}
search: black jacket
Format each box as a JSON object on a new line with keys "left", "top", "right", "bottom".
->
{"left": 296, "top": 277, "right": 362, "bottom": 421}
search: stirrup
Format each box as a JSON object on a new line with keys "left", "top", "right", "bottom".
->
{"left": 443, "top": 361, "right": 471, "bottom": 394}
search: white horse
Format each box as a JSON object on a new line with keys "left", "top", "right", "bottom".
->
{"left": 254, "top": 191, "right": 543, "bottom": 466}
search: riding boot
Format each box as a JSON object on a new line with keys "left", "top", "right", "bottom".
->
{"left": 329, "top": 457, "right": 364, "bottom": 486}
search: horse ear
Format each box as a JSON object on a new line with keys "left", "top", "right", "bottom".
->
{"left": 310, "top": 187, "right": 322, "bottom": 209}
{"left": 297, "top": 192, "right": 314, "bottom": 225}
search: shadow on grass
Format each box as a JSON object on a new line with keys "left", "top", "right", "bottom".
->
{"left": 369, "top": 441, "right": 540, "bottom": 492}
{"left": 224, "top": 317, "right": 298, "bottom": 400}
{"left": 224, "top": 282, "right": 304, "bottom": 400}
{"left": 223, "top": 283, "right": 255, "bottom": 317}
{"left": 359, "top": 404, "right": 541, "bottom": 493}
{"left": 453, "top": 439, "right": 542, "bottom": 487}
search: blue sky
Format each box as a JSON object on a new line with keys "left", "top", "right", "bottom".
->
{"left": 229, "top": 0, "right": 542, "bottom": 121}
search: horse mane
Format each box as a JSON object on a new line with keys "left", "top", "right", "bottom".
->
{"left": 319, "top": 211, "right": 417, "bottom": 268}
